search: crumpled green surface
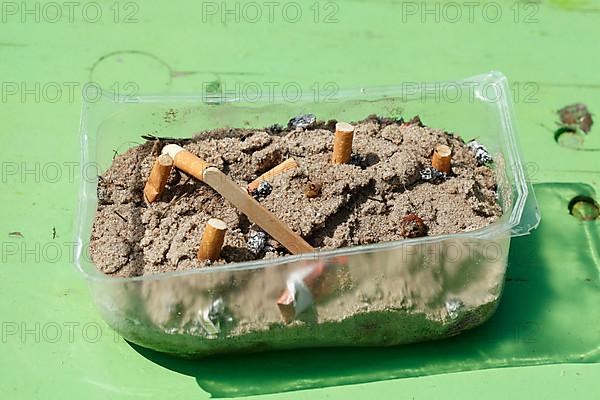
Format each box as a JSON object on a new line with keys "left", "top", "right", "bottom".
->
{"left": 130, "top": 183, "right": 599, "bottom": 397}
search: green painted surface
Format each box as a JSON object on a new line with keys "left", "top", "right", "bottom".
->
{"left": 1, "top": 0, "right": 599, "bottom": 398}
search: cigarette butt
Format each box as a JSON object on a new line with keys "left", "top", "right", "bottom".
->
{"left": 162, "top": 144, "right": 210, "bottom": 182}
{"left": 331, "top": 122, "right": 355, "bottom": 164}
{"left": 197, "top": 218, "right": 228, "bottom": 261}
{"left": 276, "top": 290, "right": 296, "bottom": 323}
{"left": 143, "top": 154, "right": 174, "bottom": 203}
{"left": 247, "top": 158, "right": 299, "bottom": 192}
{"left": 277, "top": 259, "right": 347, "bottom": 323}
{"left": 432, "top": 144, "right": 452, "bottom": 174}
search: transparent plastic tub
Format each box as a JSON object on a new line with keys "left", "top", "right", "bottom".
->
{"left": 75, "top": 71, "right": 540, "bottom": 357}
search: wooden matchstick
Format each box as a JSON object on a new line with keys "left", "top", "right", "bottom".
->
{"left": 247, "top": 158, "right": 299, "bottom": 192}
{"left": 162, "top": 144, "right": 314, "bottom": 255}
{"left": 331, "top": 122, "right": 355, "bottom": 164}
{"left": 197, "top": 218, "right": 227, "bottom": 261}
{"left": 143, "top": 154, "right": 174, "bottom": 203}
{"left": 432, "top": 144, "right": 452, "bottom": 174}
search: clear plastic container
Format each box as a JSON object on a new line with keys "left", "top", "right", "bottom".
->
{"left": 75, "top": 71, "right": 540, "bottom": 357}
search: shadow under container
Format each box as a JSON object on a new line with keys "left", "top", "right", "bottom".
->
{"left": 75, "top": 72, "right": 540, "bottom": 357}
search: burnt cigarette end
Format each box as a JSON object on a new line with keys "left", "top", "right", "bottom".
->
{"left": 247, "top": 230, "right": 268, "bottom": 255}
{"left": 467, "top": 140, "right": 493, "bottom": 165}
{"left": 420, "top": 166, "right": 448, "bottom": 183}
{"left": 304, "top": 181, "right": 322, "bottom": 198}
{"left": 400, "top": 213, "right": 427, "bottom": 238}
{"left": 332, "top": 122, "right": 355, "bottom": 164}
{"left": 250, "top": 181, "right": 273, "bottom": 200}
{"left": 198, "top": 218, "right": 228, "bottom": 261}
{"left": 288, "top": 113, "right": 316, "bottom": 130}
{"left": 143, "top": 154, "right": 174, "bottom": 203}
{"left": 431, "top": 144, "right": 452, "bottom": 174}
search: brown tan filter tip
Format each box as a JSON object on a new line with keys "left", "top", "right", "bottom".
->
{"left": 432, "top": 144, "right": 452, "bottom": 174}
{"left": 162, "top": 144, "right": 210, "bottom": 182}
{"left": 247, "top": 158, "right": 299, "bottom": 192}
{"left": 197, "top": 218, "right": 228, "bottom": 261}
{"left": 331, "top": 122, "right": 355, "bottom": 164}
{"left": 143, "top": 154, "right": 174, "bottom": 203}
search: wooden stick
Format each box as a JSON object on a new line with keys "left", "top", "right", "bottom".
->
{"left": 162, "top": 144, "right": 314, "bottom": 255}
{"left": 331, "top": 122, "right": 355, "bottom": 164}
{"left": 432, "top": 144, "right": 452, "bottom": 174}
{"left": 197, "top": 218, "right": 227, "bottom": 261}
{"left": 247, "top": 158, "right": 299, "bottom": 192}
{"left": 203, "top": 167, "right": 314, "bottom": 255}
{"left": 143, "top": 154, "right": 174, "bottom": 203}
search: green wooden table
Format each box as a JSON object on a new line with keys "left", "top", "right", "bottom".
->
{"left": 1, "top": 1, "right": 599, "bottom": 398}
